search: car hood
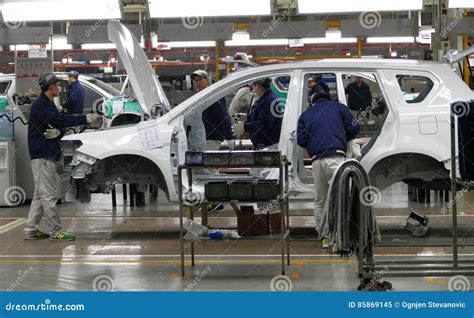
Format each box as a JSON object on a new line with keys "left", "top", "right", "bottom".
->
{"left": 108, "top": 20, "right": 170, "bottom": 116}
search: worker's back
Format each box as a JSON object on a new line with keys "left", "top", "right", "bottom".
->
{"left": 297, "top": 98, "right": 359, "bottom": 159}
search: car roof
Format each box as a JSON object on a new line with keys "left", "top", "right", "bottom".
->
{"left": 253, "top": 58, "right": 449, "bottom": 73}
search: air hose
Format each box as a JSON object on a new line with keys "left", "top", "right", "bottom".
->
{"left": 320, "top": 159, "right": 380, "bottom": 270}
{"left": 0, "top": 113, "right": 28, "bottom": 125}
{"left": 0, "top": 113, "right": 80, "bottom": 134}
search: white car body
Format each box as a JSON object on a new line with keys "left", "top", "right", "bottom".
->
{"left": 64, "top": 51, "right": 473, "bottom": 201}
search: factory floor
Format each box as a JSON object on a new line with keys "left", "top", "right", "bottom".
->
{"left": 0, "top": 182, "right": 473, "bottom": 292}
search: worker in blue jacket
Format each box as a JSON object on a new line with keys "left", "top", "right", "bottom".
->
{"left": 64, "top": 70, "right": 85, "bottom": 114}
{"left": 232, "top": 78, "right": 282, "bottom": 149}
{"left": 25, "top": 73, "right": 100, "bottom": 241}
{"left": 297, "top": 87, "right": 359, "bottom": 236}
{"left": 191, "top": 70, "right": 233, "bottom": 150}
{"left": 308, "top": 75, "right": 330, "bottom": 97}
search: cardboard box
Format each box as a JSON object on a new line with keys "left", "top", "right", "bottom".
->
{"left": 237, "top": 205, "right": 254, "bottom": 236}
{"left": 252, "top": 212, "right": 270, "bottom": 236}
{"left": 269, "top": 212, "right": 283, "bottom": 234}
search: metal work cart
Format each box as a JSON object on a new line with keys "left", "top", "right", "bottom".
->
{"left": 178, "top": 154, "right": 290, "bottom": 277}
{"left": 359, "top": 100, "right": 474, "bottom": 279}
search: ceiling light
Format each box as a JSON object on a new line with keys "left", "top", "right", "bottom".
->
{"left": 149, "top": 0, "right": 271, "bottom": 18}
{"left": 156, "top": 41, "right": 216, "bottom": 48}
{"left": 225, "top": 39, "right": 289, "bottom": 47}
{"left": 303, "top": 31, "right": 357, "bottom": 44}
{"left": 448, "top": 0, "right": 474, "bottom": 8}
{"left": 298, "top": 0, "right": 423, "bottom": 13}
{"left": 2, "top": 0, "right": 121, "bottom": 22}
{"left": 366, "top": 36, "right": 415, "bottom": 43}
{"left": 81, "top": 43, "right": 116, "bottom": 50}
{"left": 232, "top": 32, "right": 250, "bottom": 42}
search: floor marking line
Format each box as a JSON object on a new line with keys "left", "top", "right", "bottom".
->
{"left": 0, "top": 218, "right": 26, "bottom": 234}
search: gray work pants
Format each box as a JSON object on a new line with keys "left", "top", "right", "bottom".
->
{"left": 312, "top": 155, "right": 344, "bottom": 231}
{"left": 24, "top": 158, "right": 62, "bottom": 236}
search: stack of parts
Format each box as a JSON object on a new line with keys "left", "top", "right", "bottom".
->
{"left": 321, "top": 159, "right": 380, "bottom": 269}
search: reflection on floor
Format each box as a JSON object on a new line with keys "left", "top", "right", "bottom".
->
{"left": 0, "top": 182, "right": 472, "bottom": 291}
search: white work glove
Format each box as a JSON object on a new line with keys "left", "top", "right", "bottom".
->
{"left": 232, "top": 121, "right": 245, "bottom": 139}
{"left": 86, "top": 113, "right": 101, "bottom": 125}
{"left": 43, "top": 128, "right": 61, "bottom": 139}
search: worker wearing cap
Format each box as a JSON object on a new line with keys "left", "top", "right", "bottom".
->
{"left": 64, "top": 70, "right": 85, "bottom": 114}
{"left": 297, "top": 87, "right": 359, "bottom": 237}
{"left": 232, "top": 78, "right": 282, "bottom": 150}
{"left": 191, "top": 70, "right": 233, "bottom": 150}
{"left": 308, "top": 75, "right": 330, "bottom": 99}
{"left": 25, "top": 72, "right": 100, "bottom": 241}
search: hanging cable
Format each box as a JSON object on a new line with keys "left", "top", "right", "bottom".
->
{"left": 320, "top": 159, "right": 380, "bottom": 270}
{"left": 0, "top": 113, "right": 28, "bottom": 125}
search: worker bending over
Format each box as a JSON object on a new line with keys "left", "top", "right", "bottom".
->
{"left": 25, "top": 73, "right": 100, "bottom": 241}
{"left": 297, "top": 88, "right": 360, "bottom": 235}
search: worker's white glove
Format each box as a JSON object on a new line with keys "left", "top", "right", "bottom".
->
{"left": 86, "top": 113, "right": 101, "bottom": 125}
{"left": 43, "top": 128, "right": 61, "bottom": 139}
{"left": 57, "top": 105, "right": 64, "bottom": 113}
{"left": 232, "top": 121, "right": 245, "bottom": 139}
{"left": 65, "top": 127, "right": 78, "bottom": 136}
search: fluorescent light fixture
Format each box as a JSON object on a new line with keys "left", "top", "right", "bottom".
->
{"left": 225, "top": 39, "right": 289, "bottom": 47}
{"left": 232, "top": 32, "right": 250, "bottom": 42}
{"left": 367, "top": 36, "right": 415, "bottom": 43}
{"left": 149, "top": 0, "right": 271, "bottom": 18}
{"left": 2, "top": 0, "right": 121, "bottom": 22}
{"left": 48, "top": 36, "right": 72, "bottom": 50}
{"left": 9, "top": 45, "right": 29, "bottom": 51}
{"left": 81, "top": 43, "right": 116, "bottom": 50}
{"left": 449, "top": 0, "right": 474, "bottom": 8}
{"left": 303, "top": 30, "right": 357, "bottom": 44}
{"left": 156, "top": 41, "right": 216, "bottom": 48}
{"left": 90, "top": 60, "right": 104, "bottom": 64}
{"left": 298, "top": 0, "right": 423, "bottom": 13}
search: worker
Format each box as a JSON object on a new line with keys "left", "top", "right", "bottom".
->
{"left": 25, "top": 72, "right": 100, "bottom": 241}
{"left": 191, "top": 70, "right": 233, "bottom": 151}
{"left": 297, "top": 87, "right": 360, "bottom": 238}
{"left": 64, "top": 70, "right": 85, "bottom": 114}
{"left": 232, "top": 78, "right": 282, "bottom": 150}
{"left": 308, "top": 75, "right": 330, "bottom": 98}
{"left": 345, "top": 76, "right": 372, "bottom": 122}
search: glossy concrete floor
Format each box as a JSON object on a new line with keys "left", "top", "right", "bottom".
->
{"left": 0, "top": 182, "right": 473, "bottom": 291}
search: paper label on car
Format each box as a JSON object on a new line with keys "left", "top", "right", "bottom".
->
{"left": 137, "top": 120, "right": 162, "bottom": 150}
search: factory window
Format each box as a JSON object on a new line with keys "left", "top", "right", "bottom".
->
{"left": 396, "top": 75, "right": 434, "bottom": 104}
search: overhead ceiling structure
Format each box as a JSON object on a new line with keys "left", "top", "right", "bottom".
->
{"left": 297, "top": 0, "right": 424, "bottom": 14}
{"left": 1, "top": 0, "right": 122, "bottom": 22}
